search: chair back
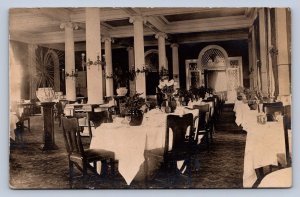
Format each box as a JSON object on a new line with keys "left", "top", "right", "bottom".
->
{"left": 55, "top": 102, "right": 64, "bottom": 115}
{"left": 283, "top": 105, "right": 291, "bottom": 167}
{"left": 284, "top": 105, "right": 291, "bottom": 127}
{"left": 264, "top": 105, "right": 283, "bottom": 121}
{"left": 283, "top": 115, "right": 291, "bottom": 166}
{"left": 88, "top": 110, "right": 112, "bottom": 128}
{"left": 193, "top": 104, "right": 210, "bottom": 131}
{"left": 165, "top": 113, "right": 194, "bottom": 154}
{"left": 61, "top": 117, "right": 84, "bottom": 156}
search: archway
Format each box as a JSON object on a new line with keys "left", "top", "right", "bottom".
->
{"left": 197, "top": 45, "right": 239, "bottom": 102}
{"left": 144, "top": 49, "right": 159, "bottom": 95}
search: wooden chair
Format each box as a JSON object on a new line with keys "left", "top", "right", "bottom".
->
{"left": 201, "top": 99, "right": 215, "bottom": 143}
{"left": 144, "top": 113, "right": 195, "bottom": 187}
{"left": 193, "top": 104, "right": 210, "bottom": 150}
{"left": 278, "top": 105, "right": 292, "bottom": 167}
{"left": 54, "top": 101, "right": 64, "bottom": 127}
{"left": 61, "top": 117, "right": 115, "bottom": 187}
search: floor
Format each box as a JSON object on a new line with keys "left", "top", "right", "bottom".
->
{"left": 9, "top": 104, "right": 247, "bottom": 189}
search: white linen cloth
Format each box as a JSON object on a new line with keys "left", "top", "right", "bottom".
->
{"left": 90, "top": 107, "right": 198, "bottom": 185}
{"left": 258, "top": 167, "right": 292, "bottom": 188}
{"left": 10, "top": 112, "right": 19, "bottom": 140}
{"left": 234, "top": 100, "right": 251, "bottom": 126}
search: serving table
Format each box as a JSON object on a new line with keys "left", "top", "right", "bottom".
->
{"left": 90, "top": 107, "right": 198, "bottom": 185}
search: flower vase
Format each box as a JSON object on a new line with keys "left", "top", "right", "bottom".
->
{"left": 164, "top": 101, "right": 171, "bottom": 114}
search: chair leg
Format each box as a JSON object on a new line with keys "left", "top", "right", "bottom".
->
{"left": 69, "top": 161, "right": 74, "bottom": 188}
{"left": 110, "top": 158, "right": 115, "bottom": 177}
{"left": 28, "top": 119, "right": 30, "bottom": 132}
{"left": 144, "top": 157, "right": 149, "bottom": 187}
{"left": 205, "top": 134, "right": 210, "bottom": 150}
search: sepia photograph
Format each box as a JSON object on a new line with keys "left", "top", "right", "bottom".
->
{"left": 9, "top": 7, "right": 291, "bottom": 189}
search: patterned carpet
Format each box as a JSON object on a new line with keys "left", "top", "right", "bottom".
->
{"left": 9, "top": 106, "right": 246, "bottom": 189}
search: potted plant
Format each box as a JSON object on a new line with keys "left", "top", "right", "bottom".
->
{"left": 34, "top": 48, "right": 57, "bottom": 102}
{"left": 124, "top": 93, "right": 146, "bottom": 126}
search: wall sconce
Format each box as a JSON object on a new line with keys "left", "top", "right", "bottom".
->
{"left": 269, "top": 45, "right": 278, "bottom": 56}
{"left": 87, "top": 54, "right": 106, "bottom": 70}
{"left": 65, "top": 69, "right": 78, "bottom": 79}
{"left": 159, "top": 67, "right": 169, "bottom": 77}
{"left": 256, "top": 60, "right": 261, "bottom": 68}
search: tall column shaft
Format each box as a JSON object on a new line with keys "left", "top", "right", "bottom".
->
{"left": 171, "top": 43, "right": 180, "bottom": 89}
{"left": 156, "top": 32, "right": 168, "bottom": 71}
{"left": 251, "top": 27, "right": 258, "bottom": 89}
{"left": 276, "top": 8, "right": 291, "bottom": 97}
{"left": 248, "top": 33, "right": 253, "bottom": 89}
{"left": 130, "top": 16, "right": 146, "bottom": 98}
{"left": 62, "top": 22, "right": 76, "bottom": 101}
{"left": 28, "top": 44, "right": 38, "bottom": 99}
{"left": 259, "top": 8, "right": 269, "bottom": 95}
{"left": 103, "top": 37, "right": 113, "bottom": 97}
{"left": 86, "top": 8, "right": 104, "bottom": 104}
{"left": 127, "top": 47, "right": 136, "bottom": 96}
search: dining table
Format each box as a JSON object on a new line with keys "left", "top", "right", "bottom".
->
{"left": 233, "top": 101, "right": 289, "bottom": 188}
{"left": 89, "top": 106, "right": 198, "bottom": 185}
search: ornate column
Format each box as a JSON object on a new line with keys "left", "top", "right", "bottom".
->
{"left": 248, "top": 32, "right": 253, "bottom": 89}
{"left": 170, "top": 43, "right": 180, "bottom": 88}
{"left": 129, "top": 16, "right": 146, "bottom": 98}
{"left": 85, "top": 8, "right": 104, "bottom": 104}
{"left": 275, "top": 8, "right": 291, "bottom": 101}
{"left": 28, "top": 44, "right": 38, "bottom": 99}
{"left": 127, "top": 46, "right": 136, "bottom": 96}
{"left": 103, "top": 36, "right": 114, "bottom": 97}
{"left": 60, "top": 22, "right": 78, "bottom": 101}
{"left": 155, "top": 32, "right": 168, "bottom": 71}
{"left": 258, "top": 8, "right": 269, "bottom": 95}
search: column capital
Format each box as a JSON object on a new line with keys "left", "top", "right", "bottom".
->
{"left": 170, "top": 43, "right": 179, "bottom": 48}
{"left": 129, "top": 16, "right": 145, "bottom": 24}
{"left": 60, "top": 22, "right": 79, "bottom": 30}
{"left": 155, "top": 32, "right": 168, "bottom": 40}
{"left": 101, "top": 36, "right": 112, "bottom": 43}
{"left": 126, "top": 46, "right": 134, "bottom": 51}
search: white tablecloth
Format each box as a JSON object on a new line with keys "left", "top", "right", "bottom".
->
{"left": 234, "top": 102, "right": 288, "bottom": 188}
{"left": 10, "top": 113, "right": 19, "bottom": 140}
{"left": 258, "top": 167, "right": 292, "bottom": 188}
{"left": 90, "top": 107, "right": 198, "bottom": 185}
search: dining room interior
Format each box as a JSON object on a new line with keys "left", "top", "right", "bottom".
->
{"left": 9, "top": 7, "right": 292, "bottom": 189}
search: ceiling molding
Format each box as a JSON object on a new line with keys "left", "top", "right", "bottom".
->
{"left": 166, "top": 16, "right": 251, "bottom": 33}
{"left": 145, "top": 16, "right": 166, "bottom": 33}
{"left": 32, "top": 8, "right": 71, "bottom": 22}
